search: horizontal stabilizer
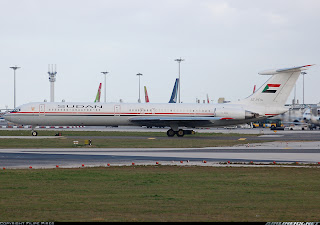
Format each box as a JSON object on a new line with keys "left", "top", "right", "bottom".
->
{"left": 259, "top": 64, "right": 314, "bottom": 75}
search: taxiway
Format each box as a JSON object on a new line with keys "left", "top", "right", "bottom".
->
{"left": 1, "top": 127, "right": 320, "bottom": 169}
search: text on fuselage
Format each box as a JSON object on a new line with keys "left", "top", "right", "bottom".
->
{"left": 58, "top": 105, "right": 103, "bottom": 109}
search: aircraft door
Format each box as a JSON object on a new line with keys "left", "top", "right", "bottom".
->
{"left": 39, "top": 104, "right": 45, "bottom": 116}
{"left": 114, "top": 105, "right": 120, "bottom": 116}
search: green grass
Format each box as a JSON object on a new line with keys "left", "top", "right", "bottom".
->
{"left": 0, "top": 129, "right": 258, "bottom": 137}
{"left": 0, "top": 137, "right": 266, "bottom": 148}
{"left": 0, "top": 130, "right": 265, "bottom": 148}
{"left": 0, "top": 166, "right": 320, "bottom": 222}
{"left": 0, "top": 130, "right": 168, "bottom": 137}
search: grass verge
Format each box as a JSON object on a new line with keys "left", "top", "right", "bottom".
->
{"left": 0, "top": 138, "right": 266, "bottom": 148}
{"left": 0, "top": 166, "right": 319, "bottom": 222}
{"left": 0, "top": 130, "right": 265, "bottom": 148}
{"left": 0, "top": 129, "right": 258, "bottom": 137}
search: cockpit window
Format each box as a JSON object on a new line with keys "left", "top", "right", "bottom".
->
{"left": 11, "top": 108, "right": 21, "bottom": 112}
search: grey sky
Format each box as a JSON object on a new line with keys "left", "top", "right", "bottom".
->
{"left": 1, "top": 0, "right": 319, "bottom": 109}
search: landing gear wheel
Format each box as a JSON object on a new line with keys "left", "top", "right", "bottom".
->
{"left": 32, "top": 131, "right": 38, "bottom": 136}
{"left": 176, "top": 129, "right": 185, "bottom": 137}
{"left": 167, "top": 129, "right": 175, "bottom": 137}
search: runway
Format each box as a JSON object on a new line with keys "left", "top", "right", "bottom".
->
{"left": 1, "top": 127, "right": 320, "bottom": 169}
{"left": 1, "top": 141, "right": 320, "bottom": 169}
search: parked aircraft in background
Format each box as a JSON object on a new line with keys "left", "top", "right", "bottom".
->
{"left": 144, "top": 79, "right": 179, "bottom": 104}
{"left": 272, "top": 107, "right": 306, "bottom": 125}
{"left": 302, "top": 107, "right": 320, "bottom": 130}
{"left": 4, "top": 65, "right": 313, "bottom": 137}
{"left": 169, "top": 78, "right": 179, "bottom": 103}
{"left": 302, "top": 107, "right": 311, "bottom": 122}
{"left": 144, "top": 86, "right": 150, "bottom": 103}
{"left": 310, "top": 108, "right": 320, "bottom": 129}
{"left": 94, "top": 83, "right": 102, "bottom": 103}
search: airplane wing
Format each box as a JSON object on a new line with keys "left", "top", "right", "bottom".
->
{"left": 129, "top": 116, "right": 234, "bottom": 127}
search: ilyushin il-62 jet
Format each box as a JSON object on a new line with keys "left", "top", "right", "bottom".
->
{"left": 4, "top": 65, "right": 313, "bottom": 137}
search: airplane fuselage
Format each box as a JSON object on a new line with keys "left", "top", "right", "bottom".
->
{"left": 4, "top": 102, "right": 286, "bottom": 127}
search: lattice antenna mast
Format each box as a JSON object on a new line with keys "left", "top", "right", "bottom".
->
{"left": 48, "top": 64, "right": 57, "bottom": 102}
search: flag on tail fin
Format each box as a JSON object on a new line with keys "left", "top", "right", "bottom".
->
{"left": 262, "top": 84, "right": 281, "bottom": 93}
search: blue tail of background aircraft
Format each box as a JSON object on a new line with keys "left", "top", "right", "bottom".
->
{"left": 169, "top": 78, "right": 179, "bottom": 103}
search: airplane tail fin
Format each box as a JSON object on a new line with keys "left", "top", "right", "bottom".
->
{"left": 144, "top": 86, "right": 150, "bottom": 103}
{"left": 94, "top": 83, "right": 102, "bottom": 103}
{"left": 169, "top": 78, "right": 179, "bottom": 103}
{"left": 237, "top": 65, "right": 313, "bottom": 107}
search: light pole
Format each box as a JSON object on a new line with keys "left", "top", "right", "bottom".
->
{"left": 174, "top": 57, "right": 184, "bottom": 103}
{"left": 294, "top": 84, "right": 296, "bottom": 105}
{"left": 301, "top": 71, "right": 307, "bottom": 106}
{"left": 137, "top": 73, "right": 143, "bottom": 103}
{"left": 10, "top": 66, "right": 21, "bottom": 108}
{"left": 101, "top": 71, "right": 109, "bottom": 103}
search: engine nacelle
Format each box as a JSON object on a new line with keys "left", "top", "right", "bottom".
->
{"left": 215, "top": 107, "right": 258, "bottom": 120}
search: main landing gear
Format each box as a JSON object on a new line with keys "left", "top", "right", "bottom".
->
{"left": 166, "top": 129, "right": 195, "bottom": 137}
{"left": 31, "top": 130, "right": 38, "bottom": 136}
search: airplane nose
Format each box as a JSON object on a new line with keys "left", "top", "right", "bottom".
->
{"left": 3, "top": 112, "right": 11, "bottom": 121}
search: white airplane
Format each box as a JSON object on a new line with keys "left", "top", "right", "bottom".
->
{"left": 302, "top": 107, "right": 320, "bottom": 130}
{"left": 310, "top": 109, "right": 320, "bottom": 129}
{"left": 4, "top": 65, "right": 313, "bottom": 137}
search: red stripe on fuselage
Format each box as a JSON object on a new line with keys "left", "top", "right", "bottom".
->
{"left": 9, "top": 111, "right": 215, "bottom": 116}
